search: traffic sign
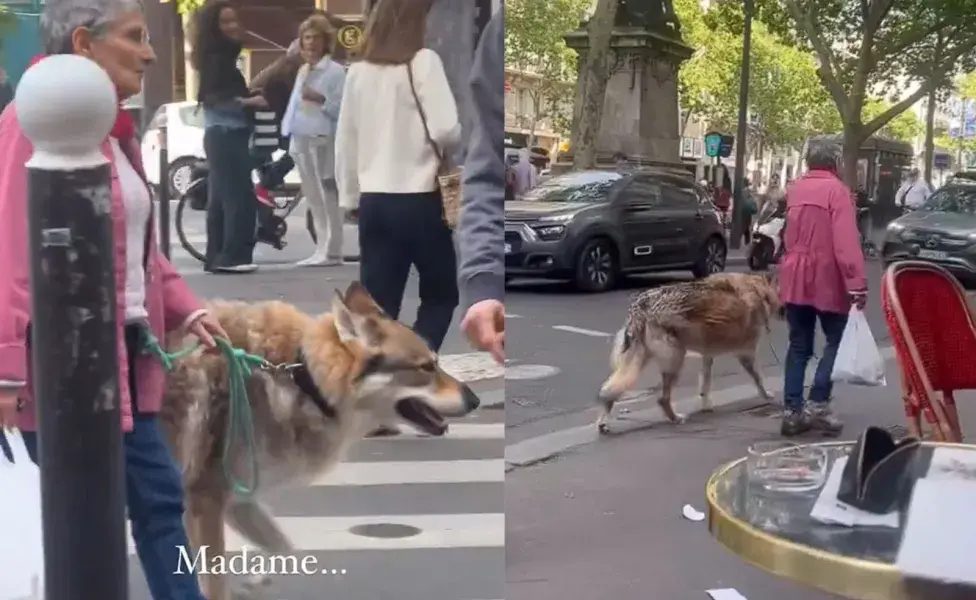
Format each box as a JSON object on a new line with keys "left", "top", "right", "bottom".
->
{"left": 338, "top": 25, "right": 363, "bottom": 49}
{"left": 704, "top": 131, "right": 734, "bottom": 158}
{"left": 935, "top": 152, "right": 951, "bottom": 170}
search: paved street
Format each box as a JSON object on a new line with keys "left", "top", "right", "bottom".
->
{"left": 504, "top": 258, "right": 889, "bottom": 446}
{"left": 128, "top": 250, "right": 504, "bottom": 600}
{"left": 157, "top": 201, "right": 360, "bottom": 275}
{"left": 503, "top": 258, "right": 971, "bottom": 600}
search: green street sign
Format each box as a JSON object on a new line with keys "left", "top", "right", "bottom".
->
{"left": 704, "top": 131, "right": 734, "bottom": 158}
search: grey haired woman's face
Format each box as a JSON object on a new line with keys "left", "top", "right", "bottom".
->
{"left": 73, "top": 9, "right": 154, "bottom": 99}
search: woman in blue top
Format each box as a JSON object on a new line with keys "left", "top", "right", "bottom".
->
{"left": 191, "top": 0, "right": 267, "bottom": 274}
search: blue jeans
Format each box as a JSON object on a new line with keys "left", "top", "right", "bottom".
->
{"left": 204, "top": 126, "right": 258, "bottom": 268}
{"left": 783, "top": 303, "right": 848, "bottom": 410}
{"left": 20, "top": 326, "right": 204, "bottom": 599}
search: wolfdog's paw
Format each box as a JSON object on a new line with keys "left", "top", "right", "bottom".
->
{"left": 699, "top": 395, "right": 715, "bottom": 413}
{"left": 597, "top": 421, "right": 611, "bottom": 435}
{"left": 671, "top": 413, "right": 688, "bottom": 424}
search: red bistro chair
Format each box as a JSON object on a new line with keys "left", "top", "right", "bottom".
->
{"left": 881, "top": 261, "right": 976, "bottom": 442}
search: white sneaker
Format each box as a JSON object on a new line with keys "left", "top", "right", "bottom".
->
{"left": 216, "top": 263, "right": 258, "bottom": 273}
{"left": 297, "top": 254, "right": 342, "bottom": 267}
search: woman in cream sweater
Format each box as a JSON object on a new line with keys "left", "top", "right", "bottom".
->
{"left": 335, "top": 0, "right": 461, "bottom": 355}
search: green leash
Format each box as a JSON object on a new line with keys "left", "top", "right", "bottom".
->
{"left": 141, "top": 329, "right": 268, "bottom": 499}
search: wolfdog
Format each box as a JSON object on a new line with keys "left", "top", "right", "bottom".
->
{"left": 160, "top": 282, "right": 481, "bottom": 600}
{"left": 595, "top": 272, "right": 783, "bottom": 433}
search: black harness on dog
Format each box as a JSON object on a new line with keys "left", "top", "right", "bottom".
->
{"left": 289, "top": 351, "right": 337, "bottom": 418}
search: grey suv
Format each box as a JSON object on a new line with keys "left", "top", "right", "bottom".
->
{"left": 505, "top": 168, "right": 728, "bottom": 292}
{"left": 882, "top": 177, "right": 976, "bottom": 285}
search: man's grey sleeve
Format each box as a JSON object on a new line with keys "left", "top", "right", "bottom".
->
{"left": 457, "top": 8, "right": 505, "bottom": 311}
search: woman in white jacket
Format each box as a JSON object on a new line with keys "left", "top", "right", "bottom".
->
{"left": 335, "top": 0, "right": 461, "bottom": 352}
{"left": 282, "top": 14, "right": 346, "bottom": 266}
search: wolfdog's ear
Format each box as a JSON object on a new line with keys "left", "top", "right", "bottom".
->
{"left": 332, "top": 289, "right": 379, "bottom": 344}
{"left": 343, "top": 281, "right": 383, "bottom": 316}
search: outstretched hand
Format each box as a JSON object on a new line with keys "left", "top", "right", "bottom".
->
{"left": 461, "top": 299, "right": 505, "bottom": 364}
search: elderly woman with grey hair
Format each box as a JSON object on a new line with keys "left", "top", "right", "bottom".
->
{"left": 0, "top": 0, "right": 227, "bottom": 598}
{"left": 777, "top": 135, "right": 867, "bottom": 438}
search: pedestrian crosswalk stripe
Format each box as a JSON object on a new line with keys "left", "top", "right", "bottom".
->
{"left": 438, "top": 352, "right": 504, "bottom": 382}
{"left": 313, "top": 459, "right": 504, "bottom": 486}
{"left": 128, "top": 513, "right": 504, "bottom": 554}
{"left": 222, "top": 513, "right": 504, "bottom": 551}
{"left": 394, "top": 422, "right": 503, "bottom": 440}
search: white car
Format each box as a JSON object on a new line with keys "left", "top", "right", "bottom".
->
{"left": 141, "top": 100, "right": 300, "bottom": 197}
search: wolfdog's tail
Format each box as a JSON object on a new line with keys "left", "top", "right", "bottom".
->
{"left": 610, "top": 317, "right": 644, "bottom": 370}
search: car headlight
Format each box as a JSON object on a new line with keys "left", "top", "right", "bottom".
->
{"left": 533, "top": 224, "right": 567, "bottom": 241}
{"left": 537, "top": 213, "right": 575, "bottom": 224}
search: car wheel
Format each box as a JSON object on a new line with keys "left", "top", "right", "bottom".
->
{"left": 692, "top": 235, "right": 727, "bottom": 278}
{"left": 168, "top": 157, "right": 197, "bottom": 198}
{"left": 574, "top": 238, "right": 617, "bottom": 292}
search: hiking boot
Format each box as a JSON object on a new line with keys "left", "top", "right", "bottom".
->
{"left": 780, "top": 408, "right": 811, "bottom": 437}
{"left": 806, "top": 403, "right": 844, "bottom": 437}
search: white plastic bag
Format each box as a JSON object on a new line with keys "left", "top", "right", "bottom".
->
{"left": 0, "top": 431, "right": 44, "bottom": 600}
{"left": 831, "top": 306, "right": 886, "bottom": 386}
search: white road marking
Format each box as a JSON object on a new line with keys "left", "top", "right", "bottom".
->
{"left": 395, "top": 423, "right": 504, "bottom": 439}
{"left": 504, "top": 364, "right": 560, "bottom": 380}
{"left": 313, "top": 459, "right": 505, "bottom": 486}
{"left": 129, "top": 513, "right": 504, "bottom": 553}
{"left": 551, "top": 325, "right": 612, "bottom": 337}
{"left": 439, "top": 352, "right": 505, "bottom": 382}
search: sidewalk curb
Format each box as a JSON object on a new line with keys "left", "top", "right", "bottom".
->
{"left": 504, "top": 345, "right": 897, "bottom": 471}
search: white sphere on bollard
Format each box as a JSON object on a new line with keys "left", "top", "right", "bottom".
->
{"left": 16, "top": 55, "right": 118, "bottom": 170}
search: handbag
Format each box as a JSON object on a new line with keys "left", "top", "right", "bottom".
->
{"left": 405, "top": 60, "right": 463, "bottom": 229}
{"left": 0, "top": 431, "right": 44, "bottom": 599}
{"left": 837, "top": 426, "right": 921, "bottom": 514}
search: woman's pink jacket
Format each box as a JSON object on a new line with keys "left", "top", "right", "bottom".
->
{"left": 779, "top": 169, "right": 867, "bottom": 315}
{"left": 0, "top": 104, "right": 204, "bottom": 432}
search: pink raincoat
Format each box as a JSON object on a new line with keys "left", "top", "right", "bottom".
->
{"left": 0, "top": 104, "right": 204, "bottom": 432}
{"left": 779, "top": 169, "right": 867, "bottom": 315}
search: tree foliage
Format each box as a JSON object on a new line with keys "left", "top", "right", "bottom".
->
{"left": 176, "top": 0, "right": 206, "bottom": 15}
{"left": 675, "top": 0, "right": 833, "bottom": 149}
{"left": 505, "top": 0, "right": 591, "bottom": 143}
{"left": 748, "top": 0, "right": 976, "bottom": 183}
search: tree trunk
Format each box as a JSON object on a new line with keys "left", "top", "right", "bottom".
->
{"left": 570, "top": 0, "right": 619, "bottom": 170}
{"left": 924, "top": 88, "right": 936, "bottom": 184}
{"left": 842, "top": 126, "right": 865, "bottom": 187}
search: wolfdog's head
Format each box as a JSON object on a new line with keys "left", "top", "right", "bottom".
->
{"left": 303, "top": 282, "right": 481, "bottom": 436}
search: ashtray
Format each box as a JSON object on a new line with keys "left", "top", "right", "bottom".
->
{"left": 747, "top": 442, "right": 828, "bottom": 493}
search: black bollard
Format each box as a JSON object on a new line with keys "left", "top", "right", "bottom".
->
{"left": 157, "top": 124, "right": 171, "bottom": 258}
{"left": 17, "top": 55, "right": 128, "bottom": 600}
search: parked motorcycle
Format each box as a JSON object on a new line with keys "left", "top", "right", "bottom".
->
{"left": 748, "top": 199, "right": 785, "bottom": 271}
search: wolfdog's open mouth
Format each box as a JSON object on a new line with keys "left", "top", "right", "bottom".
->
{"left": 395, "top": 397, "right": 447, "bottom": 436}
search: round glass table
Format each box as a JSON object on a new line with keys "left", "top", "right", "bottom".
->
{"left": 705, "top": 441, "right": 976, "bottom": 600}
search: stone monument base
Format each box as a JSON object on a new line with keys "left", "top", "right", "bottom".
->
{"left": 561, "top": 26, "right": 692, "bottom": 173}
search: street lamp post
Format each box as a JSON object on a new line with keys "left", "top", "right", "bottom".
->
{"left": 730, "top": 0, "right": 754, "bottom": 250}
{"left": 16, "top": 54, "right": 128, "bottom": 600}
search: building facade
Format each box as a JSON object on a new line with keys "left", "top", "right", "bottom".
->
{"left": 504, "top": 68, "right": 565, "bottom": 156}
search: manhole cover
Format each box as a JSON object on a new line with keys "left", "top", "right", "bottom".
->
{"left": 505, "top": 364, "right": 560, "bottom": 380}
{"left": 349, "top": 523, "right": 421, "bottom": 538}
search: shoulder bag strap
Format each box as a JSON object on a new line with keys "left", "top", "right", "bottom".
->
{"left": 405, "top": 60, "right": 444, "bottom": 167}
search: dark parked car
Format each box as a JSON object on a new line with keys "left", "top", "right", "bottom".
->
{"left": 505, "top": 168, "right": 728, "bottom": 292}
{"left": 882, "top": 178, "right": 976, "bottom": 286}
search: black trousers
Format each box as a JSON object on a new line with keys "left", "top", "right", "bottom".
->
{"left": 358, "top": 191, "right": 459, "bottom": 352}
{"left": 204, "top": 126, "right": 257, "bottom": 268}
